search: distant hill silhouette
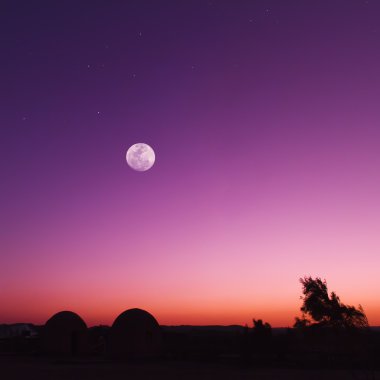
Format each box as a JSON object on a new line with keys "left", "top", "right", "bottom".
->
{"left": 1, "top": 278, "right": 379, "bottom": 370}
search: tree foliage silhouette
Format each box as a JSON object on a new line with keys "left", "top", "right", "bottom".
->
{"left": 249, "top": 319, "right": 272, "bottom": 355}
{"left": 295, "top": 276, "right": 368, "bottom": 329}
{"left": 252, "top": 319, "right": 272, "bottom": 336}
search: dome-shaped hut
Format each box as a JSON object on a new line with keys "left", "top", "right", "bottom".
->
{"left": 109, "top": 308, "right": 162, "bottom": 357}
{"left": 42, "top": 311, "right": 88, "bottom": 355}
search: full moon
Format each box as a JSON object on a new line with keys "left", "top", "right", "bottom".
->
{"left": 126, "top": 143, "right": 155, "bottom": 171}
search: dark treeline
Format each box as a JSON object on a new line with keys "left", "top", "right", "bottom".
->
{"left": 163, "top": 277, "right": 380, "bottom": 369}
{"left": 1, "top": 277, "right": 380, "bottom": 370}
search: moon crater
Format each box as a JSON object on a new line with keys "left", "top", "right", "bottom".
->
{"left": 126, "top": 143, "right": 155, "bottom": 171}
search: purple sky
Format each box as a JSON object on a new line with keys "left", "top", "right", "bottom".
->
{"left": 1, "top": 1, "right": 380, "bottom": 326}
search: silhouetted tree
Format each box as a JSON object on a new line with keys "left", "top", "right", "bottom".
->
{"left": 251, "top": 319, "right": 272, "bottom": 357}
{"left": 293, "top": 315, "right": 310, "bottom": 329}
{"left": 295, "top": 276, "right": 368, "bottom": 329}
{"left": 252, "top": 319, "right": 272, "bottom": 337}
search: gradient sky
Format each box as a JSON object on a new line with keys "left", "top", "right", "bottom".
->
{"left": 1, "top": 1, "right": 380, "bottom": 327}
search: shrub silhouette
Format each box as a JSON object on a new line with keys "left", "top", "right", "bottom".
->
{"left": 252, "top": 319, "right": 272, "bottom": 339}
{"left": 294, "top": 276, "right": 368, "bottom": 329}
{"left": 250, "top": 319, "right": 272, "bottom": 358}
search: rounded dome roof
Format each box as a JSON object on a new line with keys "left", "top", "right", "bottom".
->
{"left": 112, "top": 308, "right": 159, "bottom": 329}
{"left": 45, "top": 311, "right": 87, "bottom": 330}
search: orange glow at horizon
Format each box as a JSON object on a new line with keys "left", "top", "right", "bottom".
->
{"left": 3, "top": 288, "right": 380, "bottom": 328}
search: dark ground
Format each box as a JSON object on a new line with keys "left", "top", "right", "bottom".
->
{"left": 2, "top": 325, "right": 380, "bottom": 379}
{"left": 1, "top": 355, "right": 380, "bottom": 380}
